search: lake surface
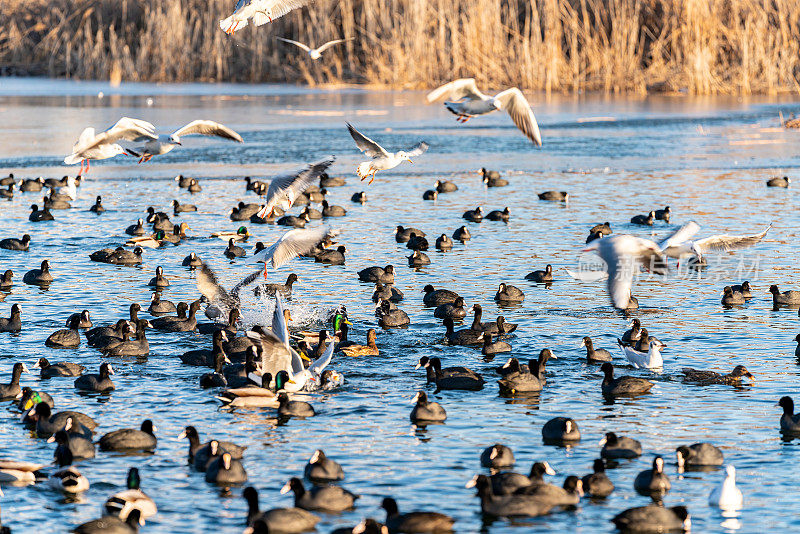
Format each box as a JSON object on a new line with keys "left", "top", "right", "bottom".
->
{"left": 1, "top": 78, "right": 800, "bottom": 533}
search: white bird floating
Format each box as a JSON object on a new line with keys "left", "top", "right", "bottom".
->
{"left": 617, "top": 338, "right": 665, "bottom": 369}
{"left": 219, "top": 0, "right": 312, "bottom": 34}
{"left": 426, "top": 78, "right": 542, "bottom": 145}
{"left": 64, "top": 117, "right": 156, "bottom": 174}
{"left": 125, "top": 120, "right": 243, "bottom": 163}
{"left": 663, "top": 223, "right": 772, "bottom": 263}
{"left": 346, "top": 123, "right": 428, "bottom": 183}
{"left": 709, "top": 465, "right": 743, "bottom": 511}
{"left": 584, "top": 221, "right": 701, "bottom": 309}
{"left": 277, "top": 37, "right": 352, "bottom": 60}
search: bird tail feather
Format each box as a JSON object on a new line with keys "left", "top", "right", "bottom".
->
{"left": 356, "top": 163, "right": 371, "bottom": 177}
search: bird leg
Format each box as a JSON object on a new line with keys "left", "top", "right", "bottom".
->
{"left": 368, "top": 171, "right": 377, "bottom": 185}
{"left": 85, "top": 159, "right": 90, "bottom": 172}
{"left": 78, "top": 160, "right": 85, "bottom": 174}
{"left": 138, "top": 154, "right": 153, "bottom": 164}
{"left": 263, "top": 264, "right": 268, "bottom": 280}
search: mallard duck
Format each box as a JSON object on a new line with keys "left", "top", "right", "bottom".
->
{"left": 215, "top": 372, "right": 288, "bottom": 408}
{"left": 211, "top": 226, "right": 249, "bottom": 241}
{"left": 0, "top": 459, "right": 45, "bottom": 484}
{"left": 338, "top": 329, "right": 379, "bottom": 356}
{"left": 125, "top": 230, "right": 167, "bottom": 249}
{"left": 104, "top": 467, "right": 158, "bottom": 521}
{"left": 48, "top": 447, "right": 89, "bottom": 494}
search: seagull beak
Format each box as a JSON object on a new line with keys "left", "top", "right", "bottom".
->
{"left": 300, "top": 352, "right": 311, "bottom": 362}
{"left": 406, "top": 158, "right": 414, "bottom": 163}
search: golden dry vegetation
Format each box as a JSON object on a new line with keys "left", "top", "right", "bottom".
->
{"left": 1, "top": 0, "right": 800, "bottom": 94}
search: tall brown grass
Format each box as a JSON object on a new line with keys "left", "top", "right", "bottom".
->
{"left": 1, "top": 0, "right": 799, "bottom": 94}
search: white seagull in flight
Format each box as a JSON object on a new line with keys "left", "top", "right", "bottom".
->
{"left": 220, "top": 0, "right": 312, "bottom": 34}
{"left": 346, "top": 123, "right": 428, "bottom": 184}
{"left": 277, "top": 37, "right": 352, "bottom": 60}
{"left": 584, "top": 221, "right": 700, "bottom": 309}
{"left": 64, "top": 117, "right": 156, "bottom": 174}
{"left": 426, "top": 78, "right": 542, "bottom": 145}
{"left": 125, "top": 120, "right": 243, "bottom": 163}
{"left": 255, "top": 157, "right": 335, "bottom": 219}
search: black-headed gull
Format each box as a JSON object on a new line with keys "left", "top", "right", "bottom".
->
{"left": 346, "top": 123, "right": 428, "bottom": 183}
{"left": 426, "top": 78, "right": 542, "bottom": 145}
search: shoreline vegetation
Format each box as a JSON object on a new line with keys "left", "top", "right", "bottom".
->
{"left": 2, "top": 0, "right": 800, "bottom": 95}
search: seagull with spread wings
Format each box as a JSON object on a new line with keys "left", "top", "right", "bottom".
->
{"left": 426, "top": 78, "right": 542, "bottom": 145}
{"left": 346, "top": 123, "right": 428, "bottom": 184}
{"left": 253, "top": 226, "right": 340, "bottom": 278}
{"left": 663, "top": 223, "right": 771, "bottom": 263}
{"left": 196, "top": 263, "right": 263, "bottom": 318}
{"left": 255, "top": 157, "right": 334, "bottom": 219}
{"left": 584, "top": 221, "right": 701, "bottom": 309}
{"left": 277, "top": 37, "right": 352, "bottom": 60}
{"left": 125, "top": 120, "right": 243, "bottom": 163}
{"left": 220, "top": 0, "right": 311, "bottom": 34}
{"left": 64, "top": 117, "right": 156, "bottom": 174}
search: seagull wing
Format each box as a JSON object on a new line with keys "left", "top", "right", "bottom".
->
{"left": 657, "top": 220, "right": 701, "bottom": 251}
{"left": 315, "top": 38, "right": 351, "bottom": 54}
{"left": 589, "top": 235, "right": 662, "bottom": 309}
{"left": 425, "top": 78, "right": 484, "bottom": 103}
{"left": 171, "top": 120, "right": 243, "bottom": 142}
{"left": 346, "top": 123, "right": 389, "bottom": 158}
{"left": 265, "top": 0, "right": 312, "bottom": 21}
{"left": 106, "top": 117, "right": 156, "bottom": 141}
{"left": 196, "top": 263, "right": 235, "bottom": 308}
{"left": 693, "top": 223, "right": 772, "bottom": 254}
{"left": 405, "top": 141, "right": 429, "bottom": 157}
{"left": 258, "top": 157, "right": 335, "bottom": 217}
{"left": 73, "top": 118, "right": 156, "bottom": 154}
{"left": 245, "top": 327, "right": 293, "bottom": 376}
{"left": 494, "top": 88, "right": 542, "bottom": 146}
{"left": 255, "top": 226, "right": 341, "bottom": 269}
{"left": 230, "top": 269, "right": 263, "bottom": 298}
{"left": 308, "top": 339, "right": 335, "bottom": 376}
{"left": 272, "top": 292, "right": 291, "bottom": 350}
{"left": 277, "top": 37, "right": 312, "bottom": 52}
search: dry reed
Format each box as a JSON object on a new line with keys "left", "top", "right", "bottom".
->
{"left": 1, "top": 0, "right": 799, "bottom": 94}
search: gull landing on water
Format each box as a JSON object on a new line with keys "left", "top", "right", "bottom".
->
{"left": 277, "top": 37, "right": 352, "bottom": 60}
{"left": 426, "top": 78, "right": 542, "bottom": 145}
{"left": 346, "top": 123, "right": 428, "bottom": 184}
{"left": 125, "top": 120, "right": 243, "bottom": 163}
{"left": 219, "top": 0, "right": 312, "bottom": 34}
{"left": 64, "top": 117, "right": 156, "bottom": 174}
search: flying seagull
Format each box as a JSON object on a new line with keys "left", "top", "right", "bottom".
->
{"left": 255, "top": 157, "right": 335, "bottom": 219}
{"left": 346, "top": 123, "right": 428, "bottom": 183}
{"left": 663, "top": 223, "right": 771, "bottom": 263}
{"left": 254, "top": 226, "right": 340, "bottom": 278}
{"left": 277, "top": 37, "right": 352, "bottom": 60}
{"left": 64, "top": 117, "right": 156, "bottom": 173}
{"left": 125, "top": 120, "right": 243, "bottom": 163}
{"left": 584, "top": 221, "right": 701, "bottom": 309}
{"left": 196, "top": 263, "right": 262, "bottom": 317}
{"left": 426, "top": 78, "right": 542, "bottom": 145}
{"left": 220, "top": 0, "right": 312, "bottom": 34}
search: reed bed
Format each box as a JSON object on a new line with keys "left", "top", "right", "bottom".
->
{"left": 1, "top": 0, "right": 799, "bottom": 94}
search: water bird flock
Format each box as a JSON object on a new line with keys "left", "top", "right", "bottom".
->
{"left": 0, "top": 7, "right": 792, "bottom": 533}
